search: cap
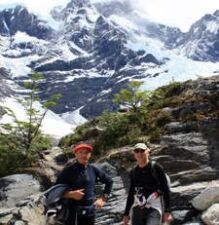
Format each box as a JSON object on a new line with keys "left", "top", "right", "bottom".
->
{"left": 133, "top": 143, "right": 149, "bottom": 150}
{"left": 73, "top": 143, "right": 93, "bottom": 153}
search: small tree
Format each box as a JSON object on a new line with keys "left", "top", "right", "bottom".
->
{"left": 0, "top": 72, "right": 61, "bottom": 175}
{"left": 113, "top": 81, "right": 151, "bottom": 112}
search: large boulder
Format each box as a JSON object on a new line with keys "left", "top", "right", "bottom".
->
{"left": 0, "top": 174, "right": 41, "bottom": 208}
{"left": 201, "top": 204, "right": 219, "bottom": 225}
{"left": 192, "top": 186, "right": 219, "bottom": 211}
{"left": 0, "top": 194, "right": 46, "bottom": 225}
{"left": 23, "top": 147, "right": 67, "bottom": 189}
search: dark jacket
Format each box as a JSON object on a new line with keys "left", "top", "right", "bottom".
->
{"left": 42, "top": 184, "right": 71, "bottom": 221}
{"left": 55, "top": 161, "right": 113, "bottom": 217}
{"left": 124, "top": 161, "right": 171, "bottom": 216}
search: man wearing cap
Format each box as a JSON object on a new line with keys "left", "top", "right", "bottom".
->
{"left": 123, "top": 143, "right": 173, "bottom": 225}
{"left": 55, "top": 143, "right": 113, "bottom": 225}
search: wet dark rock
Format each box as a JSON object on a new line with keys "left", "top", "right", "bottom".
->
{"left": 0, "top": 174, "right": 41, "bottom": 208}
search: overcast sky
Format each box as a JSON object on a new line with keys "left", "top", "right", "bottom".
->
{"left": 0, "top": 0, "right": 219, "bottom": 32}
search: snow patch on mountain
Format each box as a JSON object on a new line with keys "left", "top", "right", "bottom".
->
{"left": 108, "top": 13, "right": 168, "bottom": 61}
{"left": 0, "top": 98, "right": 74, "bottom": 139}
{"left": 59, "top": 42, "right": 78, "bottom": 60}
{"left": 86, "top": 6, "right": 100, "bottom": 22}
{"left": 61, "top": 107, "right": 87, "bottom": 125}
{"left": 206, "top": 21, "right": 219, "bottom": 34}
{"left": 139, "top": 55, "right": 219, "bottom": 90}
{"left": 68, "top": 41, "right": 89, "bottom": 55}
{"left": 63, "top": 69, "right": 106, "bottom": 82}
{"left": 126, "top": 34, "right": 165, "bottom": 61}
{"left": 0, "top": 54, "right": 40, "bottom": 78}
{"left": 13, "top": 31, "right": 49, "bottom": 44}
{"left": 109, "top": 14, "right": 137, "bottom": 31}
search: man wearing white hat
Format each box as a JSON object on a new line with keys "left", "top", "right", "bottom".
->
{"left": 123, "top": 143, "right": 173, "bottom": 225}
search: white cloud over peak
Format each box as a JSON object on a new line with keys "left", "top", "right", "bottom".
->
{"left": 0, "top": 0, "right": 219, "bottom": 32}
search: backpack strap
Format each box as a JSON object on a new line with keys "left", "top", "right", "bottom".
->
{"left": 150, "top": 161, "right": 166, "bottom": 214}
{"left": 130, "top": 165, "right": 138, "bottom": 184}
{"left": 151, "top": 161, "right": 171, "bottom": 192}
{"left": 150, "top": 161, "right": 161, "bottom": 189}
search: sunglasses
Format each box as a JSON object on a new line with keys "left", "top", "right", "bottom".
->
{"left": 133, "top": 149, "right": 146, "bottom": 153}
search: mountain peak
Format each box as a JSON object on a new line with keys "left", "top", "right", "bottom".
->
{"left": 66, "top": 0, "right": 90, "bottom": 9}
{"left": 213, "top": 10, "right": 219, "bottom": 17}
{"left": 94, "top": 0, "right": 132, "bottom": 17}
{"left": 94, "top": 16, "right": 110, "bottom": 33}
{"left": 0, "top": 4, "right": 53, "bottom": 39}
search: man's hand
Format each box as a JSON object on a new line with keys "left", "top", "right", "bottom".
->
{"left": 63, "top": 189, "right": 85, "bottom": 200}
{"left": 94, "top": 197, "right": 106, "bottom": 209}
{"left": 163, "top": 212, "right": 173, "bottom": 224}
{"left": 123, "top": 215, "right": 129, "bottom": 225}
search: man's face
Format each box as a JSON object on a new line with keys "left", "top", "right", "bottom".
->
{"left": 75, "top": 148, "right": 92, "bottom": 165}
{"left": 133, "top": 148, "right": 150, "bottom": 162}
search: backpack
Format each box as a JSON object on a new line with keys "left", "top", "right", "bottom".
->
{"left": 151, "top": 161, "right": 171, "bottom": 191}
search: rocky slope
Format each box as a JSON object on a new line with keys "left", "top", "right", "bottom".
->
{"left": 1, "top": 143, "right": 219, "bottom": 225}
{"left": 1, "top": 76, "right": 219, "bottom": 224}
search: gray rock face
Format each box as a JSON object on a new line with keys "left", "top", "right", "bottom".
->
{"left": 0, "top": 150, "right": 128, "bottom": 225}
{"left": 66, "top": 0, "right": 90, "bottom": 9}
{"left": 94, "top": 0, "right": 132, "bottom": 17}
{"left": 192, "top": 186, "right": 219, "bottom": 211}
{"left": 95, "top": 0, "right": 183, "bottom": 48}
{"left": 158, "top": 129, "right": 218, "bottom": 185}
{"left": 174, "top": 11, "right": 219, "bottom": 62}
{"left": 153, "top": 77, "right": 219, "bottom": 186}
{"left": 95, "top": 162, "right": 127, "bottom": 224}
{"left": 0, "top": 5, "right": 53, "bottom": 39}
{"left": 27, "top": 147, "right": 68, "bottom": 189}
{"left": 1, "top": 144, "right": 219, "bottom": 225}
{"left": 201, "top": 204, "right": 219, "bottom": 225}
{"left": 0, "top": 174, "right": 41, "bottom": 208}
{"left": 0, "top": 194, "right": 46, "bottom": 225}
{"left": 0, "top": 105, "right": 6, "bottom": 117}
{"left": 0, "top": 68, "right": 14, "bottom": 99}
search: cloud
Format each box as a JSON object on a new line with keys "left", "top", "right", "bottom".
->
{"left": 0, "top": 0, "right": 69, "bottom": 17}
{"left": 133, "top": 0, "right": 219, "bottom": 32}
{"left": 1, "top": 0, "right": 219, "bottom": 32}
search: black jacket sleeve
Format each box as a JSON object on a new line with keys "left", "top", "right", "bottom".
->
{"left": 154, "top": 163, "right": 171, "bottom": 212}
{"left": 93, "top": 166, "right": 113, "bottom": 196}
{"left": 124, "top": 171, "right": 135, "bottom": 216}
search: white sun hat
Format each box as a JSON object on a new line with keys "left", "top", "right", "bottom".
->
{"left": 133, "top": 143, "right": 149, "bottom": 150}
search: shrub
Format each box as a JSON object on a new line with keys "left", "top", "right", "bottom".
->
{"left": 0, "top": 72, "right": 60, "bottom": 176}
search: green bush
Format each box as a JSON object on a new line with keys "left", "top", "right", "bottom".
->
{"left": 155, "top": 111, "right": 173, "bottom": 127}
{"left": 148, "top": 127, "right": 163, "bottom": 142}
{"left": 149, "top": 82, "right": 184, "bottom": 109}
{"left": 59, "top": 120, "right": 96, "bottom": 147}
{"left": 0, "top": 72, "right": 59, "bottom": 177}
{"left": 94, "top": 112, "right": 130, "bottom": 152}
{"left": 0, "top": 131, "right": 52, "bottom": 176}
